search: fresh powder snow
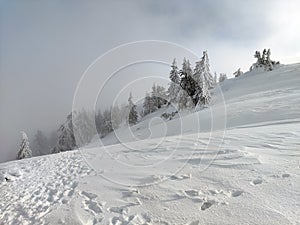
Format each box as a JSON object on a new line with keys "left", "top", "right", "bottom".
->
{"left": 0, "top": 63, "right": 300, "bottom": 224}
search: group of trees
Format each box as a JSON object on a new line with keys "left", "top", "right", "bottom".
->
{"left": 16, "top": 48, "right": 283, "bottom": 160}
{"left": 50, "top": 92, "right": 140, "bottom": 154}
{"left": 95, "top": 94, "right": 138, "bottom": 139}
{"left": 31, "top": 130, "right": 58, "bottom": 156}
{"left": 17, "top": 129, "right": 58, "bottom": 160}
{"left": 142, "top": 84, "right": 168, "bottom": 116}
{"left": 251, "top": 49, "right": 279, "bottom": 71}
{"left": 167, "top": 51, "right": 214, "bottom": 110}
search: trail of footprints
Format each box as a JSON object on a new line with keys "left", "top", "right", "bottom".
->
{"left": 0, "top": 153, "right": 92, "bottom": 225}
{"left": 178, "top": 187, "right": 244, "bottom": 211}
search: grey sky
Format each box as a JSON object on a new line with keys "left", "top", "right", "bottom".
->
{"left": 1, "top": 0, "right": 300, "bottom": 162}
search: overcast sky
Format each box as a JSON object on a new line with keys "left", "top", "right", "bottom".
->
{"left": 1, "top": 0, "right": 300, "bottom": 163}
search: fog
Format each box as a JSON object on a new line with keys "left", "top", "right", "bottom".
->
{"left": 1, "top": 0, "right": 300, "bottom": 162}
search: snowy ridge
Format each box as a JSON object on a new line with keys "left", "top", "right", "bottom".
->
{"left": 0, "top": 63, "right": 300, "bottom": 224}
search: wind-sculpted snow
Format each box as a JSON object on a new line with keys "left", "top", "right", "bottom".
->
{"left": 1, "top": 64, "right": 300, "bottom": 224}
{"left": 0, "top": 123, "right": 299, "bottom": 224}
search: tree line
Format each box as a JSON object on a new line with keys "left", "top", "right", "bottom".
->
{"left": 17, "top": 49, "right": 280, "bottom": 159}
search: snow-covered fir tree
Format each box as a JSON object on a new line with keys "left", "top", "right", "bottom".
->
{"left": 233, "top": 68, "right": 243, "bottom": 77}
{"left": 17, "top": 131, "right": 32, "bottom": 160}
{"left": 193, "top": 52, "right": 213, "bottom": 106}
{"left": 95, "top": 110, "right": 105, "bottom": 137}
{"left": 102, "top": 109, "right": 113, "bottom": 135}
{"left": 195, "top": 72, "right": 211, "bottom": 109}
{"left": 150, "top": 83, "right": 167, "bottom": 110}
{"left": 156, "top": 84, "right": 168, "bottom": 107}
{"left": 251, "top": 49, "right": 279, "bottom": 71}
{"left": 177, "top": 88, "right": 189, "bottom": 110}
{"left": 52, "top": 113, "right": 77, "bottom": 153}
{"left": 142, "top": 92, "right": 152, "bottom": 116}
{"left": 127, "top": 92, "right": 138, "bottom": 125}
{"left": 31, "top": 130, "right": 49, "bottom": 156}
{"left": 266, "top": 49, "right": 274, "bottom": 71}
{"left": 179, "top": 58, "right": 197, "bottom": 106}
{"left": 194, "top": 51, "right": 215, "bottom": 90}
{"left": 167, "top": 58, "right": 180, "bottom": 104}
{"left": 219, "top": 73, "right": 227, "bottom": 83}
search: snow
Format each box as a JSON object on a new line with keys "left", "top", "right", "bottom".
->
{"left": 1, "top": 64, "right": 300, "bottom": 224}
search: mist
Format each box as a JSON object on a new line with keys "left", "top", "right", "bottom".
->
{"left": 1, "top": 0, "right": 300, "bottom": 162}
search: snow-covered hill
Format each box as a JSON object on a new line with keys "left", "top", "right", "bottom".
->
{"left": 1, "top": 64, "right": 300, "bottom": 225}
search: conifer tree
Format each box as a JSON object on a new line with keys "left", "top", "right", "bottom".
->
{"left": 17, "top": 131, "right": 32, "bottom": 160}
{"left": 52, "top": 113, "right": 77, "bottom": 153}
{"left": 196, "top": 73, "right": 211, "bottom": 109}
{"left": 142, "top": 92, "right": 152, "bottom": 116}
{"left": 195, "top": 51, "right": 215, "bottom": 90}
{"left": 95, "top": 110, "right": 105, "bottom": 137}
{"left": 103, "top": 109, "right": 113, "bottom": 135}
{"left": 128, "top": 92, "right": 138, "bottom": 125}
{"left": 219, "top": 73, "right": 227, "bottom": 83}
{"left": 168, "top": 58, "right": 180, "bottom": 103}
{"left": 233, "top": 68, "right": 243, "bottom": 77}
{"left": 179, "top": 58, "right": 197, "bottom": 106}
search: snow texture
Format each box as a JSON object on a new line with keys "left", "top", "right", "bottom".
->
{"left": 1, "top": 63, "right": 300, "bottom": 225}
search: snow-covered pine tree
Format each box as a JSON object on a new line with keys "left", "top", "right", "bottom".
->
{"left": 95, "top": 110, "right": 105, "bottom": 137}
{"left": 102, "top": 109, "right": 113, "bottom": 135}
{"left": 177, "top": 88, "right": 189, "bottom": 110}
{"left": 196, "top": 72, "right": 211, "bottom": 109}
{"left": 31, "top": 130, "right": 49, "bottom": 156}
{"left": 251, "top": 49, "right": 279, "bottom": 71}
{"left": 52, "top": 113, "right": 77, "bottom": 153}
{"left": 266, "top": 49, "right": 273, "bottom": 71}
{"left": 233, "top": 68, "right": 243, "bottom": 77}
{"left": 142, "top": 92, "right": 152, "bottom": 116}
{"left": 179, "top": 58, "right": 197, "bottom": 106}
{"left": 167, "top": 58, "right": 180, "bottom": 104}
{"left": 262, "top": 49, "right": 267, "bottom": 65}
{"left": 17, "top": 131, "right": 32, "bottom": 160}
{"left": 196, "top": 51, "right": 215, "bottom": 90}
{"left": 150, "top": 84, "right": 158, "bottom": 110}
{"left": 219, "top": 73, "right": 227, "bottom": 83}
{"left": 254, "top": 51, "right": 262, "bottom": 65}
{"left": 128, "top": 92, "right": 138, "bottom": 125}
{"left": 156, "top": 84, "right": 168, "bottom": 108}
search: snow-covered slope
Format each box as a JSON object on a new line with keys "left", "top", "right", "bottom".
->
{"left": 98, "top": 63, "right": 300, "bottom": 146}
{"left": 1, "top": 64, "right": 300, "bottom": 225}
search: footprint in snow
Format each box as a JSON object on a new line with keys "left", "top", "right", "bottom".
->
{"left": 80, "top": 191, "right": 103, "bottom": 215}
{"left": 251, "top": 178, "right": 263, "bottom": 185}
{"left": 200, "top": 200, "right": 215, "bottom": 211}
{"left": 230, "top": 190, "right": 244, "bottom": 197}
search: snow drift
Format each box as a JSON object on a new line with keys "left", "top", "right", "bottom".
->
{"left": 0, "top": 63, "right": 300, "bottom": 225}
